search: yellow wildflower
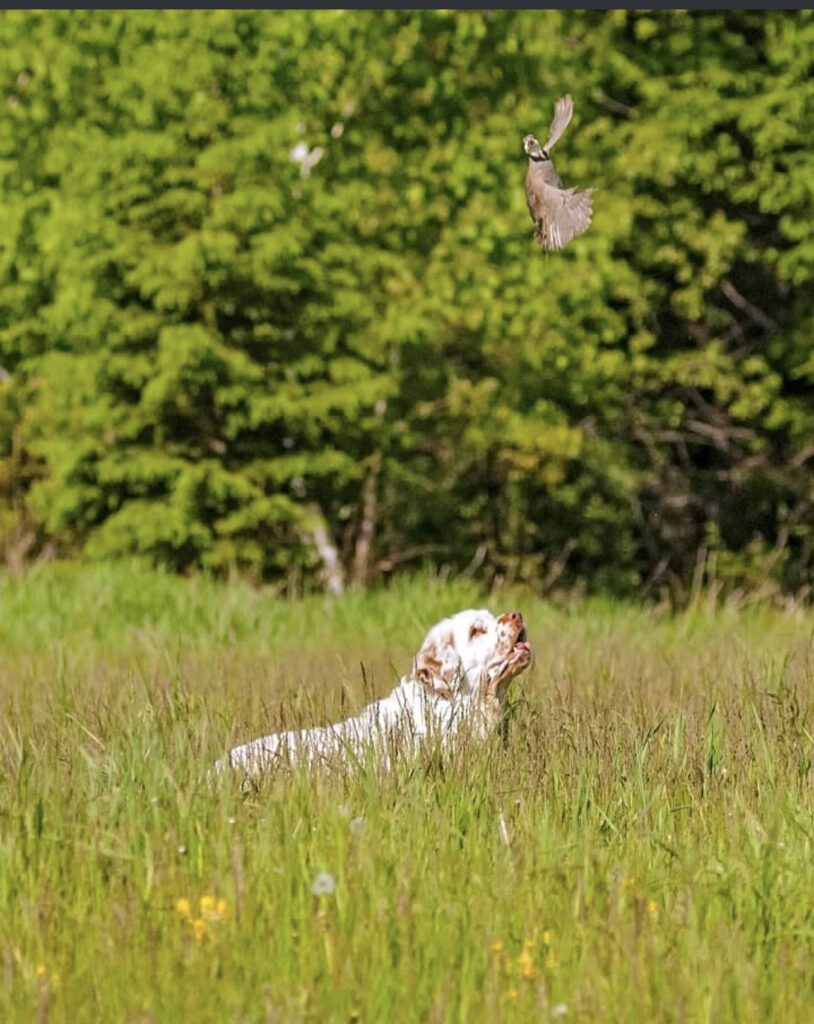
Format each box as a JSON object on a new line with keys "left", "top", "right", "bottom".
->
{"left": 506, "top": 988, "right": 518, "bottom": 1001}
{"left": 517, "top": 948, "right": 536, "bottom": 980}
{"left": 175, "top": 897, "right": 192, "bottom": 920}
{"left": 199, "top": 895, "right": 216, "bottom": 917}
{"left": 490, "top": 940, "right": 504, "bottom": 957}
{"left": 648, "top": 899, "right": 659, "bottom": 920}
{"left": 35, "top": 964, "right": 48, "bottom": 980}
{"left": 216, "top": 898, "right": 229, "bottom": 920}
{"left": 51, "top": 973, "right": 61, "bottom": 989}
{"left": 542, "top": 930, "right": 553, "bottom": 946}
{"left": 191, "top": 918, "right": 208, "bottom": 942}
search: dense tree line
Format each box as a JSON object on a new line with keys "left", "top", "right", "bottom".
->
{"left": 0, "top": 11, "right": 812, "bottom": 599}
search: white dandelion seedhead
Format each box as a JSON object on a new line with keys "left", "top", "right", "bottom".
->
{"left": 289, "top": 141, "right": 309, "bottom": 164}
{"left": 311, "top": 871, "right": 336, "bottom": 897}
{"left": 289, "top": 141, "right": 325, "bottom": 179}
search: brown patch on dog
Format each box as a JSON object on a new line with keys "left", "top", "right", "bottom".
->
{"left": 414, "top": 637, "right": 455, "bottom": 700}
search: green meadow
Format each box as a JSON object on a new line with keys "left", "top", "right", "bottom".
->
{"left": 1, "top": 563, "right": 813, "bottom": 1022}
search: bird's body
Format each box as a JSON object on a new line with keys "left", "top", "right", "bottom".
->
{"left": 523, "top": 95, "right": 594, "bottom": 251}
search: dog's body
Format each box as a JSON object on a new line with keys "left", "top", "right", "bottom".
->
{"left": 218, "top": 608, "right": 531, "bottom": 778}
{"left": 221, "top": 677, "right": 488, "bottom": 775}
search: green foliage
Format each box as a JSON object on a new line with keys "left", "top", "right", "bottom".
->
{"left": 0, "top": 11, "right": 812, "bottom": 596}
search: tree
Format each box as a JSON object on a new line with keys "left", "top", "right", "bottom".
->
{"left": 0, "top": 11, "right": 811, "bottom": 598}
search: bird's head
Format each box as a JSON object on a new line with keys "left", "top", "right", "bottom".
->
{"left": 522, "top": 134, "right": 549, "bottom": 161}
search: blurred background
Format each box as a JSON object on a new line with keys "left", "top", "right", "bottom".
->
{"left": 0, "top": 10, "right": 811, "bottom": 603}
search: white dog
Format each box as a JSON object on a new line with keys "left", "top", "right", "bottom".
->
{"left": 217, "top": 608, "right": 531, "bottom": 778}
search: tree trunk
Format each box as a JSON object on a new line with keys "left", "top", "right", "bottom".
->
{"left": 306, "top": 504, "right": 345, "bottom": 596}
{"left": 352, "top": 453, "right": 381, "bottom": 588}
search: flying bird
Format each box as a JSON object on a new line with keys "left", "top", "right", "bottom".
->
{"left": 523, "top": 95, "right": 594, "bottom": 251}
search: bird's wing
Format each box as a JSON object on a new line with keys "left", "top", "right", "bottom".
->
{"left": 542, "top": 95, "right": 574, "bottom": 153}
{"left": 530, "top": 181, "right": 594, "bottom": 251}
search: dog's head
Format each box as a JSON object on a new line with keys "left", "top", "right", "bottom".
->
{"left": 412, "top": 608, "right": 531, "bottom": 702}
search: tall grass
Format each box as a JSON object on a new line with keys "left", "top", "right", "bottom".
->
{"left": 1, "top": 562, "right": 813, "bottom": 1021}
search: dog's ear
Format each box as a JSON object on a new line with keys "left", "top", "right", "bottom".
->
{"left": 413, "top": 630, "right": 459, "bottom": 700}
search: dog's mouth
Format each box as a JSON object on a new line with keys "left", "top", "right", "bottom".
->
{"left": 510, "top": 626, "right": 530, "bottom": 661}
{"left": 510, "top": 634, "right": 531, "bottom": 665}
{"left": 489, "top": 629, "right": 532, "bottom": 691}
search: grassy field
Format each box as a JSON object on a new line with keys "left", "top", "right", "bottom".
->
{"left": 1, "top": 562, "right": 813, "bottom": 1022}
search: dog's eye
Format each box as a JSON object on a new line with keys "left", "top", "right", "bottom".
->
{"left": 468, "top": 624, "right": 487, "bottom": 640}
